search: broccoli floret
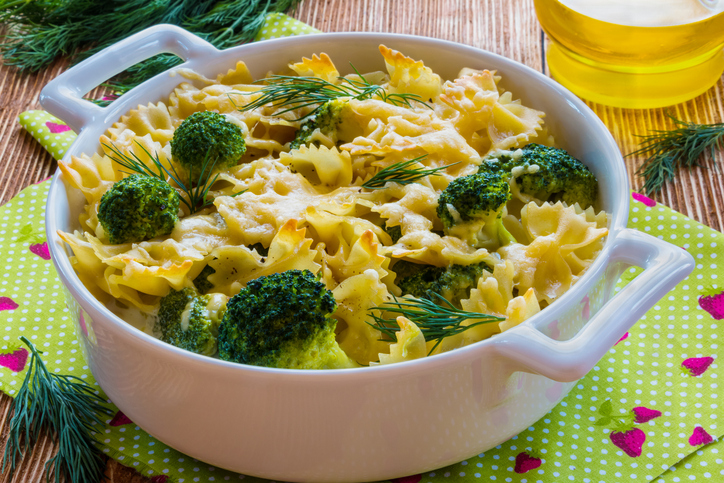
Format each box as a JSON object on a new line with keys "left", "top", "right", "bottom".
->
{"left": 395, "top": 260, "right": 491, "bottom": 307}
{"left": 156, "top": 287, "right": 227, "bottom": 356}
{"left": 483, "top": 143, "right": 598, "bottom": 208}
{"left": 289, "top": 98, "right": 349, "bottom": 151}
{"left": 436, "top": 170, "right": 516, "bottom": 248}
{"left": 217, "top": 269, "right": 355, "bottom": 369}
{"left": 170, "top": 111, "right": 246, "bottom": 181}
{"left": 98, "top": 174, "right": 180, "bottom": 244}
{"left": 193, "top": 265, "right": 216, "bottom": 294}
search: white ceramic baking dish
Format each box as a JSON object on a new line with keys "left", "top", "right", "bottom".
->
{"left": 41, "top": 25, "right": 694, "bottom": 482}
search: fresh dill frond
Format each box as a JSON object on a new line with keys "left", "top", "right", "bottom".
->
{"left": 362, "top": 155, "right": 458, "bottom": 189}
{"left": 0, "top": 0, "right": 303, "bottom": 91}
{"left": 630, "top": 116, "right": 724, "bottom": 196}
{"left": 2, "top": 336, "right": 112, "bottom": 483}
{"left": 235, "top": 68, "right": 430, "bottom": 118}
{"left": 104, "top": 142, "right": 220, "bottom": 214}
{"left": 369, "top": 293, "right": 505, "bottom": 354}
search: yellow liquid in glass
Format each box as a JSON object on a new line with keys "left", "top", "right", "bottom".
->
{"left": 534, "top": 0, "right": 724, "bottom": 108}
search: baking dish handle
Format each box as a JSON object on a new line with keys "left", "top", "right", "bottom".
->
{"left": 493, "top": 228, "right": 694, "bottom": 382}
{"left": 39, "top": 24, "right": 217, "bottom": 133}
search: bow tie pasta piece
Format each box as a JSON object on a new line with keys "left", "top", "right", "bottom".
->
{"left": 215, "top": 163, "right": 318, "bottom": 246}
{"left": 215, "top": 60, "right": 254, "bottom": 86}
{"left": 279, "top": 144, "right": 353, "bottom": 187}
{"left": 57, "top": 230, "right": 195, "bottom": 312}
{"left": 175, "top": 60, "right": 254, "bottom": 87}
{"left": 379, "top": 45, "right": 442, "bottom": 101}
{"left": 372, "top": 183, "right": 440, "bottom": 235}
{"left": 106, "top": 101, "right": 175, "bottom": 146}
{"left": 387, "top": 231, "right": 498, "bottom": 268}
{"left": 290, "top": 53, "right": 340, "bottom": 82}
{"left": 486, "top": 91, "right": 545, "bottom": 152}
{"left": 207, "top": 219, "right": 320, "bottom": 297}
{"left": 170, "top": 212, "right": 237, "bottom": 255}
{"left": 498, "top": 201, "right": 608, "bottom": 304}
{"left": 333, "top": 269, "right": 394, "bottom": 365}
{"left": 58, "top": 152, "right": 118, "bottom": 236}
{"left": 439, "top": 71, "right": 500, "bottom": 142}
{"left": 83, "top": 234, "right": 207, "bottom": 272}
{"left": 304, "top": 206, "right": 388, "bottom": 255}
{"left": 323, "top": 229, "right": 391, "bottom": 286}
{"left": 342, "top": 100, "right": 482, "bottom": 171}
{"left": 452, "top": 260, "right": 540, "bottom": 346}
{"left": 57, "top": 231, "right": 114, "bottom": 304}
{"left": 376, "top": 316, "right": 427, "bottom": 365}
{"left": 499, "top": 288, "right": 541, "bottom": 332}
{"left": 100, "top": 133, "right": 174, "bottom": 181}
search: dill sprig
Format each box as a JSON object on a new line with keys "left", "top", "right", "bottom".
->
{"left": 236, "top": 68, "right": 430, "bottom": 118}
{"left": 369, "top": 293, "right": 505, "bottom": 354}
{"left": 2, "top": 336, "right": 112, "bottom": 483}
{"left": 104, "top": 142, "right": 221, "bottom": 214}
{"left": 631, "top": 116, "right": 724, "bottom": 196}
{"left": 0, "top": 0, "right": 303, "bottom": 93}
{"left": 362, "top": 155, "right": 458, "bottom": 189}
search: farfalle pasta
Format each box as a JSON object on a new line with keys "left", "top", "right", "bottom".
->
{"left": 58, "top": 45, "right": 608, "bottom": 367}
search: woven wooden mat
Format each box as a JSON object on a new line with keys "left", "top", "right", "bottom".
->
{"left": 1, "top": 0, "right": 722, "bottom": 481}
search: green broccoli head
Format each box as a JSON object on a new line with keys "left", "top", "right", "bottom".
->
{"left": 217, "top": 269, "right": 355, "bottom": 369}
{"left": 395, "top": 260, "right": 490, "bottom": 307}
{"left": 483, "top": 143, "right": 598, "bottom": 208}
{"left": 436, "top": 170, "right": 515, "bottom": 248}
{"left": 170, "top": 111, "right": 246, "bottom": 181}
{"left": 98, "top": 174, "right": 180, "bottom": 244}
{"left": 156, "top": 287, "right": 227, "bottom": 356}
{"left": 289, "top": 98, "right": 349, "bottom": 151}
{"left": 437, "top": 171, "right": 511, "bottom": 228}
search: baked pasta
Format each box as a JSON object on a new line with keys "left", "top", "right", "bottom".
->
{"left": 58, "top": 45, "right": 608, "bottom": 368}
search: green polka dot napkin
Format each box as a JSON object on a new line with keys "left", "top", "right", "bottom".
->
{"left": 18, "top": 110, "right": 77, "bottom": 161}
{"left": 254, "top": 12, "right": 321, "bottom": 40}
{"left": 0, "top": 182, "right": 721, "bottom": 483}
{"left": 7, "top": 13, "right": 722, "bottom": 483}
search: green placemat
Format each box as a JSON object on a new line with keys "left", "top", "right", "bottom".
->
{"left": 5, "top": 13, "right": 722, "bottom": 483}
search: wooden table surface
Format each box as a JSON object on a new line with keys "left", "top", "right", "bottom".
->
{"left": 1, "top": 1, "right": 722, "bottom": 481}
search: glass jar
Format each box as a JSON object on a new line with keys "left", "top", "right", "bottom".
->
{"left": 534, "top": 0, "right": 724, "bottom": 108}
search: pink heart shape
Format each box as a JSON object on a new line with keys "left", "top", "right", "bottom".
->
{"left": 45, "top": 121, "right": 72, "bottom": 133}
